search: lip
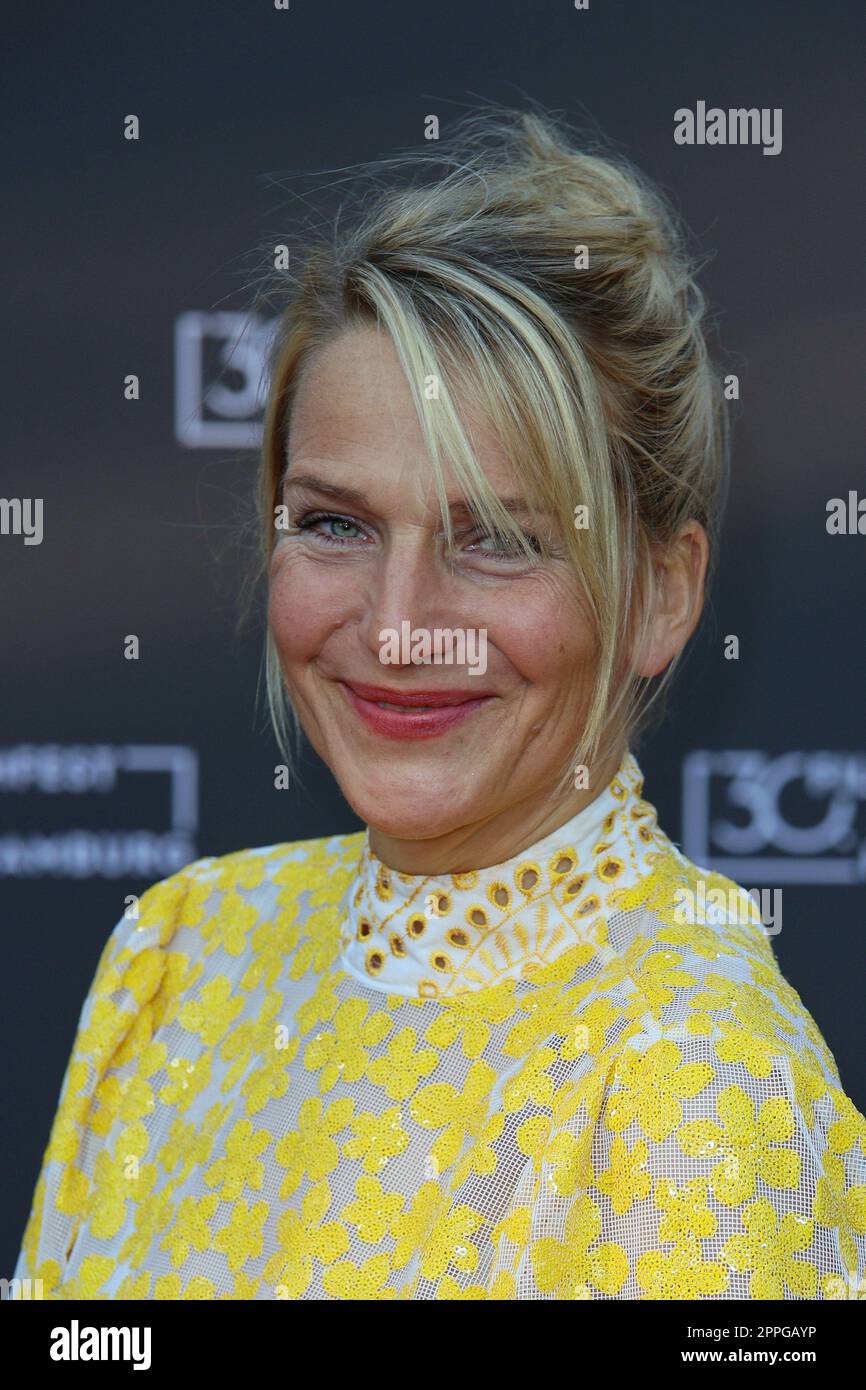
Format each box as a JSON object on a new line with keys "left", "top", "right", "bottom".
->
{"left": 339, "top": 680, "right": 495, "bottom": 739}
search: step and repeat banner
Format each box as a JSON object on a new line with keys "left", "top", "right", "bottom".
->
{"left": 2, "top": 0, "right": 863, "bottom": 1280}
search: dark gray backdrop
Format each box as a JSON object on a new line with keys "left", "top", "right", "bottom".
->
{"left": 2, "top": 0, "right": 864, "bottom": 1275}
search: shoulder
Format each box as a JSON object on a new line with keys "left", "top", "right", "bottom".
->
{"left": 599, "top": 837, "right": 858, "bottom": 1136}
{"left": 80, "top": 830, "right": 365, "bottom": 1024}
{"left": 13, "top": 829, "right": 368, "bottom": 1289}
{"left": 519, "top": 845, "right": 866, "bottom": 1297}
{"left": 605, "top": 835, "right": 842, "bottom": 1077}
{"left": 130, "top": 830, "right": 366, "bottom": 939}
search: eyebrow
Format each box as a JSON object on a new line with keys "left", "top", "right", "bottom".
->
{"left": 281, "top": 472, "right": 547, "bottom": 519}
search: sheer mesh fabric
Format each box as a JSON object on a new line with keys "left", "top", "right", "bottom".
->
{"left": 10, "top": 820, "right": 866, "bottom": 1301}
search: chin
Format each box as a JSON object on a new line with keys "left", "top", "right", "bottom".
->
{"left": 337, "top": 768, "right": 481, "bottom": 841}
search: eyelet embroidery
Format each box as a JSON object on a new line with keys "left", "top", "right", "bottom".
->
{"left": 339, "top": 751, "right": 661, "bottom": 996}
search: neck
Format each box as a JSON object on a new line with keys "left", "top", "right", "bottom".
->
{"left": 367, "top": 745, "right": 627, "bottom": 875}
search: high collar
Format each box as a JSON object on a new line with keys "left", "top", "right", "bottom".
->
{"left": 337, "top": 750, "right": 662, "bottom": 998}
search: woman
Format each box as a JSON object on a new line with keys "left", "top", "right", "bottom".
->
{"left": 13, "top": 109, "right": 865, "bottom": 1300}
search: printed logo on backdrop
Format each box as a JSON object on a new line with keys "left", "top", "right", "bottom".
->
{"left": 174, "top": 311, "right": 278, "bottom": 448}
{"left": 682, "top": 750, "right": 866, "bottom": 885}
{"left": 0, "top": 745, "right": 198, "bottom": 878}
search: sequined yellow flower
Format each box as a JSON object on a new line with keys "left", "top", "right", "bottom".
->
{"left": 323, "top": 1251, "right": 396, "bottom": 1299}
{"left": 218, "top": 990, "right": 285, "bottom": 1092}
{"left": 722, "top": 1197, "right": 817, "bottom": 1298}
{"left": 410, "top": 1059, "right": 498, "bottom": 1172}
{"left": 177, "top": 974, "right": 245, "bottom": 1047}
{"left": 652, "top": 1175, "right": 717, "bottom": 1243}
{"left": 785, "top": 1052, "right": 829, "bottom": 1129}
{"left": 531, "top": 1193, "right": 629, "bottom": 1298}
{"left": 636, "top": 1234, "right": 728, "bottom": 1299}
{"left": 265, "top": 1179, "right": 348, "bottom": 1297}
{"left": 294, "top": 969, "right": 343, "bottom": 1037}
{"left": 558, "top": 998, "right": 619, "bottom": 1063}
{"left": 198, "top": 889, "right": 258, "bottom": 958}
{"left": 418, "top": 1198, "right": 485, "bottom": 1280}
{"left": 45, "top": 1060, "right": 90, "bottom": 1163}
{"left": 389, "top": 1180, "right": 443, "bottom": 1269}
{"left": 621, "top": 947, "right": 697, "bottom": 1020}
{"left": 594, "top": 1135, "right": 652, "bottom": 1215}
{"left": 153, "top": 1272, "right": 216, "bottom": 1299}
{"left": 92, "top": 1040, "right": 166, "bottom": 1135}
{"left": 290, "top": 905, "right": 344, "bottom": 980}
{"left": 211, "top": 1197, "right": 270, "bottom": 1273}
{"left": 220, "top": 1270, "right": 263, "bottom": 1300}
{"left": 136, "top": 870, "right": 211, "bottom": 942}
{"left": 450, "top": 1110, "right": 506, "bottom": 1189}
{"left": 204, "top": 1118, "right": 271, "bottom": 1201}
{"left": 366, "top": 1026, "right": 440, "bottom": 1100}
{"left": 502, "top": 1047, "right": 558, "bottom": 1112}
{"left": 240, "top": 1037, "right": 299, "bottom": 1116}
{"left": 157, "top": 1101, "right": 231, "bottom": 1183}
{"left": 685, "top": 973, "right": 794, "bottom": 1041}
{"left": 425, "top": 982, "right": 518, "bottom": 1059}
{"left": 825, "top": 1088, "right": 866, "bottom": 1158}
{"left": 339, "top": 1174, "right": 404, "bottom": 1244}
{"left": 304, "top": 997, "right": 393, "bottom": 1093}
{"left": 815, "top": 1151, "right": 866, "bottom": 1272}
{"left": 273, "top": 1095, "right": 354, "bottom": 1198}
{"left": 116, "top": 1270, "right": 152, "bottom": 1299}
{"left": 656, "top": 919, "right": 738, "bottom": 961}
{"left": 435, "top": 1274, "right": 488, "bottom": 1299}
{"left": 606, "top": 1039, "right": 715, "bottom": 1143}
{"left": 712, "top": 1020, "right": 784, "bottom": 1079}
{"left": 87, "top": 1121, "right": 156, "bottom": 1240}
{"left": 677, "top": 1083, "right": 800, "bottom": 1205}
{"left": 60, "top": 1254, "right": 117, "bottom": 1300}
{"left": 160, "top": 1192, "right": 219, "bottom": 1268}
{"left": 119, "top": 1182, "right": 178, "bottom": 1268}
{"left": 503, "top": 978, "right": 594, "bottom": 1058}
{"left": 211, "top": 851, "right": 268, "bottom": 895}
{"left": 342, "top": 1104, "right": 410, "bottom": 1175}
{"left": 241, "top": 909, "right": 304, "bottom": 993}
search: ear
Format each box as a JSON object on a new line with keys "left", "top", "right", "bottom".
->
{"left": 630, "top": 520, "right": 709, "bottom": 678}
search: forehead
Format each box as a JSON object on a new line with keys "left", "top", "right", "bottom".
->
{"left": 286, "top": 325, "right": 517, "bottom": 494}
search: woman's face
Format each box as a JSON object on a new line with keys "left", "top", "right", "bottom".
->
{"left": 268, "top": 324, "right": 612, "bottom": 862}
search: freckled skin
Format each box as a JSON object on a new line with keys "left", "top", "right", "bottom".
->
{"left": 268, "top": 325, "right": 707, "bottom": 874}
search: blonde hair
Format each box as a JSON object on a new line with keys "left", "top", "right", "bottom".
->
{"left": 255, "top": 104, "right": 729, "bottom": 793}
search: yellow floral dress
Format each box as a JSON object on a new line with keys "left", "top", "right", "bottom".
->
{"left": 10, "top": 751, "right": 866, "bottom": 1300}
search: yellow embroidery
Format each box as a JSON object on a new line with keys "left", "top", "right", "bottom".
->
{"left": 13, "top": 779, "right": 865, "bottom": 1302}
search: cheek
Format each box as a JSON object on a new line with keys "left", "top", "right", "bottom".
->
{"left": 268, "top": 551, "right": 347, "bottom": 663}
{"left": 488, "top": 581, "right": 597, "bottom": 692}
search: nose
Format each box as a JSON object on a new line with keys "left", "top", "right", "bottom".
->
{"left": 359, "top": 526, "right": 446, "bottom": 670}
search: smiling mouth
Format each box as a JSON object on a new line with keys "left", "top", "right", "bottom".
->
{"left": 373, "top": 699, "right": 438, "bottom": 711}
{"left": 338, "top": 680, "right": 495, "bottom": 739}
{"left": 341, "top": 681, "right": 494, "bottom": 707}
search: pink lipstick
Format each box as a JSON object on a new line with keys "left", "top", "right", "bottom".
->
{"left": 339, "top": 680, "right": 495, "bottom": 740}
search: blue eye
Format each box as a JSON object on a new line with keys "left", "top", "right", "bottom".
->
{"left": 297, "top": 511, "right": 366, "bottom": 544}
{"left": 292, "top": 510, "right": 545, "bottom": 561}
{"left": 467, "top": 531, "right": 543, "bottom": 559}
